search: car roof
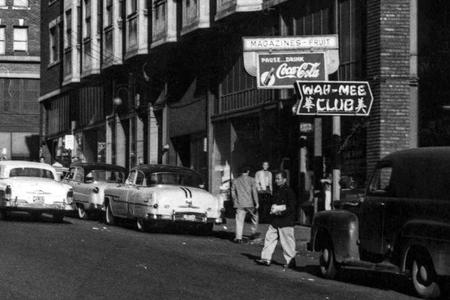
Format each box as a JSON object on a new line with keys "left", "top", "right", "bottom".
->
{"left": 0, "top": 160, "right": 55, "bottom": 170}
{"left": 381, "top": 147, "right": 450, "bottom": 165}
{"left": 133, "top": 164, "right": 202, "bottom": 176}
{"left": 70, "top": 162, "right": 127, "bottom": 171}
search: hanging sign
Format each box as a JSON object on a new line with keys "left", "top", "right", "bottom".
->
{"left": 257, "top": 52, "right": 326, "bottom": 89}
{"left": 293, "top": 81, "right": 374, "bottom": 116}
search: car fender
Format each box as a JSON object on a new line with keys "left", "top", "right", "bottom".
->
{"left": 311, "top": 210, "right": 360, "bottom": 263}
{"left": 399, "top": 219, "right": 450, "bottom": 276}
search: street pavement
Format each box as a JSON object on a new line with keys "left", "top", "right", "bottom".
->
{"left": 0, "top": 213, "right": 422, "bottom": 300}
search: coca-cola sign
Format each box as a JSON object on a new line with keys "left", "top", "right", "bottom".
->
{"left": 257, "top": 52, "right": 325, "bottom": 89}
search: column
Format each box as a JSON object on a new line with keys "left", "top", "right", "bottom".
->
{"left": 147, "top": 105, "right": 159, "bottom": 164}
{"left": 115, "top": 115, "right": 126, "bottom": 167}
{"left": 136, "top": 116, "right": 144, "bottom": 164}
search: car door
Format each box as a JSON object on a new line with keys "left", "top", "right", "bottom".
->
{"left": 128, "top": 170, "right": 147, "bottom": 218}
{"left": 72, "top": 167, "right": 86, "bottom": 205}
{"left": 359, "top": 164, "right": 392, "bottom": 256}
{"left": 112, "top": 170, "right": 136, "bottom": 218}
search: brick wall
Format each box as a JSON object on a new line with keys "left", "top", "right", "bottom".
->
{"left": 40, "top": 0, "right": 61, "bottom": 97}
{"left": 366, "top": 0, "right": 412, "bottom": 175}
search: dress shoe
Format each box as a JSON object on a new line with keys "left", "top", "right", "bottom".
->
{"left": 233, "top": 238, "right": 243, "bottom": 244}
{"left": 283, "top": 258, "right": 296, "bottom": 269}
{"left": 255, "top": 259, "right": 271, "bottom": 266}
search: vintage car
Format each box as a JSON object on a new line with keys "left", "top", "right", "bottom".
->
{"left": 0, "top": 160, "right": 74, "bottom": 222}
{"left": 308, "top": 147, "right": 450, "bottom": 299}
{"left": 103, "top": 164, "right": 224, "bottom": 233}
{"left": 63, "top": 162, "right": 127, "bottom": 219}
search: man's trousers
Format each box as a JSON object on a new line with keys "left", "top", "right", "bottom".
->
{"left": 261, "top": 225, "right": 296, "bottom": 264}
{"left": 235, "top": 207, "right": 258, "bottom": 240}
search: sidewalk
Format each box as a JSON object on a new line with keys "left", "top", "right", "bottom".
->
{"left": 215, "top": 218, "right": 311, "bottom": 250}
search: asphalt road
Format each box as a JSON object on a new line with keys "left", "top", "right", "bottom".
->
{"left": 0, "top": 213, "right": 422, "bottom": 300}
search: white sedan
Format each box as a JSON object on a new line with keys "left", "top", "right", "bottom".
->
{"left": 104, "top": 165, "right": 224, "bottom": 233}
{"left": 0, "top": 160, "right": 74, "bottom": 222}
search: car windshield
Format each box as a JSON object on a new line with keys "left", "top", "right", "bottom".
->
{"left": 85, "top": 169, "right": 125, "bottom": 183}
{"left": 145, "top": 171, "right": 202, "bottom": 188}
{"left": 9, "top": 167, "right": 55, "bottom": 180}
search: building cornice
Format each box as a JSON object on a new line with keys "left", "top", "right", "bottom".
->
{"left": 39, "top": 89, "right": 62, "bottom": 102}
{"left": 0, "top": 56, "right": 40, "bottom": 63}
{"left": 0, "top": 72, "right": 39, "bottom": 78}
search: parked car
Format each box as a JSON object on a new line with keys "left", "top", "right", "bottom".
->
{"left": 307, "top": 147, "right": 450, "bottom": 299}
{"left": 0, "top": 160, "right": 74, "bottom": 222}
{"left": 103, "top": 164, "right": 224, "bottom": 233}
{"left": 63, "top": 162, "right": 127, "bottom": 219}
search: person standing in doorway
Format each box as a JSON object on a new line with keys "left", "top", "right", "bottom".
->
{"left": 255, "top": 161, "right": 273, "bottom": 222}
{"left": 255, "top": 170, "right": 297, "bottom": 268}
{"left": 231, "top": 166, "right": 259, "bottom": 244}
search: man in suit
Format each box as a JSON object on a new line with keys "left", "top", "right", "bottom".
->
{"left": 231, "top": 166, "right": 259, "bottom": 243}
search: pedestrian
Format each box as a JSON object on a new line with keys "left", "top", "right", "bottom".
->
{"left": 255, "top": 161, "right": 273, "bottom": 222}
{"left": 255, "top": 170, "right": 297, "bottom": 268}
{"left": 231, "top": 166, "right": 259, "bottom": 244}
{"left": 320, "top": 173, "right": 332, "bottom": 211}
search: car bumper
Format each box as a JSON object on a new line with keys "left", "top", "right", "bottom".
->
{"left": 145, "top": 213, "right": 223, "bottom": 224}
{"left": 1, "top": 200, "right": 75, "bottom": 211}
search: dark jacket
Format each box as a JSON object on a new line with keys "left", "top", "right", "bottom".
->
{"left": 270, "top": 184, "right": 296, "bottom": 228}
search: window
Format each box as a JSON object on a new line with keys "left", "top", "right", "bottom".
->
{"left": 74, "top": 168, "right": 84, "bottom": 182}
{"left": 9, "top": 168, "right": 54, "bottom": 179}
{"left": 369, "top": 167, "right": 393, "bottom": 195}
{"left": 0, "top": 0, "right": 6, "bottom": 7}
{"left": 0, "top": 27, "right": 5, "bottom": 55}
{"left": 136, "top": 171, "right": 146, "bottom": 186}
{"left": 13, "top": 27, "right": 28, "bottom": 52}
{"left": 128, "top": 0, "right": 137, "bottom": 15}
{"left": 65, "top": 9, "right": 72, "bottom": 48}
{"left": 105, "top": 0, "right": 113, "bottom": 27}
{"left": 84, "top": 0, "right": 91, "bottom": 38}
{"left": 49, "top": 24, "right": 59, "bottom": 63}
{"left": 13, "top": 0, "right": 28, "bottom": 7}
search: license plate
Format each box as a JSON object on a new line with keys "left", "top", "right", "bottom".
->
{"left": 33, "top": 196, "right": 44, "bottom": 204}
{"left": 183, "top": 214, "right": 196, "bottom": 221}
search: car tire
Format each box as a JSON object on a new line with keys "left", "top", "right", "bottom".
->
{"left": 77, "top": 205, "right": 88, "bottom": 220}
{"left": 411, "top": 253, "right": 441, "bottom": 299}
{"left": 319, "top": 238, "right": 339, "bottom": 279}
{"left": 53, "top": 213, "right": 64, "bottom": 223}
{"left": 198, "top": 223, "right": 214, "bottom": 235}
{"left": 0, "top": 210, "right": 8, "bottom": 220}
{"left": 30, "top": 212, "right": 41, "bottom": 221}
{"left": 105, "top": 203, "right": 115, "bottom": 226}
{"left": 136, "top": 218, "right": 148, "bottom": 232}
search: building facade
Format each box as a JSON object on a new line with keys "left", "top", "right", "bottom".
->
{"left": 0, "top": 0, "right": 40, "bottom": 160}
{"left": 39, "top": 0, "right": 450, "bottom": 202}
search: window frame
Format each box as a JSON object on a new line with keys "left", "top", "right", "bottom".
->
{"left": 13, "top": 0, "right": 29, "bottom": 8}
{"left": 13, "top": 26, "right": 28, "bottom": 52}
{"left": 0, "top": 26, "right": 5, "bottom": 55}
{"left": 368, "top": 165, "right": 393, "bottom": 196}
{"left": 49, "top": 22, "right": 60, "bottom": 65}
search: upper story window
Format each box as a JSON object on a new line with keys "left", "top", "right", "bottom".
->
{"left": 105, "top": 0, "right": 113, "bottom": 27}
{"left": 13, "top": 27, "right": 28, "bottom": 52}
{"left": 84, "top": 0, "right": 92, "bottom": 39}
{"left": 65, "top": 9, "right": 72, "bottom": 48}
{"left": 0, "top": 0, "right": 6, "bottom": 7}
{"left": 13, "top": 0, "right": 29, "bottom": 8}
{"left": 0, "top": 27, "right": 5, "bottom": 55}
{"left": 49, "top": 22, "right": 60, "bottom": 64}
{"left": 127, "top": 0, "right": 137, "bottom": 15}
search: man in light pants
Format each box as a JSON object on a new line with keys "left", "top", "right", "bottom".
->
{"left": 231, "top": 166, "right": 259, "bottom": 244}
{"left": 256, "top": 170, "right": 296, "bottom": 268}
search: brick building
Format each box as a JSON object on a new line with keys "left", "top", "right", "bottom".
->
{"left": 39, "top": 0, "right": 450, "bottom": 200}
{"left": 0, "top": 0, "right": 40, "bottom": 160}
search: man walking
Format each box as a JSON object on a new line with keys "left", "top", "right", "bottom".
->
{"left": 255, "top": 170, "right": 297, "bottom": 268}
{"left": 231, "top": 166, "right": 259, "bottom": 244}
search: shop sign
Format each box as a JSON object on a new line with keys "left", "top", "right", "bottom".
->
{"left": 299, "top": 123, "right": 313, "bottom": 133}
{"left": 293, "top": 81, "right": 373, "bottom": 116}
{"left": 64, "top": 135, "right": 75, "bottom": 150}
{"left": 257, "top": 53, "right": 325, "bottom": 89}
{"left": 243, "top": 35, "right": 338, "bottom": 51}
